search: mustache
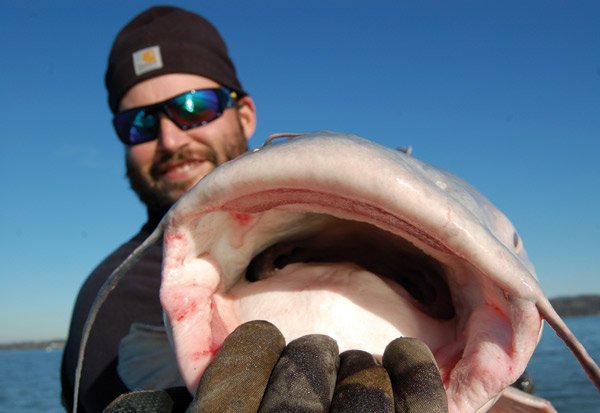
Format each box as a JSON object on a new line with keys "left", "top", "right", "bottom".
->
{"left": 150, "top": 147, "right": 218, "bottom": 178}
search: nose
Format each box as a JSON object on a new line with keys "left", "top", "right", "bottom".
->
{"left": 156, "top": 115, "right": 192, "bottom": 152}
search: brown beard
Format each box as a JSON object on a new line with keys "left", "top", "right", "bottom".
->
{"left": 126, "top": 125, "right": 248, "bottom": 223}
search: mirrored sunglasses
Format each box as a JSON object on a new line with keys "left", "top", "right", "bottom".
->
{"left": 113, "top": 87, "right": 238, "bottom": 145}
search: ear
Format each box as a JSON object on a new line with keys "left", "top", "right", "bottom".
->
{"left": 236, "top": 96, "right": 257, "bottom": 141}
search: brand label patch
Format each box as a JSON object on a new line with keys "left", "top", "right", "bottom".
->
{"left": 132, "top": 45, "right": 163, "bottom": 76}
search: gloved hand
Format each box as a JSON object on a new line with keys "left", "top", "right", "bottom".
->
{"left": 104, "top": 320, "right": 448, "bottom": 413}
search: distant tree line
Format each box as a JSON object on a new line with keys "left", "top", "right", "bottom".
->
{"left": 550, "top": 295, "right": 600, "bottom": 317}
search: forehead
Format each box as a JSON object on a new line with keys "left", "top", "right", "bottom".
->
{"left": 119, "top": 73, "right": 221, "bottom": 111}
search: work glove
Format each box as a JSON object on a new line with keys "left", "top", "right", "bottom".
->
{"left": 104, "top": 320, "right": 448, "bottom": 413}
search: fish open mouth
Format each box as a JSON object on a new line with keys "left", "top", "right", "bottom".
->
{"left": 159, "top": 133, "right": 543, "bottom": 412}
{"left": 161, "top": 199, "right": 538, "bottom": 413}
{"left": 245, "top": 217, "right": 455, "bottom": 321}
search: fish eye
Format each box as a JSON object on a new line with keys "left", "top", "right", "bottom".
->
{"left": 513, "top": 232, "right": 520, "bottom": 249}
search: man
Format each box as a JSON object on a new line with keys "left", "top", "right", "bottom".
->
{"left": 61, "top": 6, "right": 256, "bottom": 412}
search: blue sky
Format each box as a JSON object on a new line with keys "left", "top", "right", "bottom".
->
{"left": 1, "top": 1, "right": 598, "bottom": 343}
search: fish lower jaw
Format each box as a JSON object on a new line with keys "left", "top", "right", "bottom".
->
{"left": 165, "top": 264, "right": 520, "bottom": 413}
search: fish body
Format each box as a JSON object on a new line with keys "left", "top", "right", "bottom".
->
{"left": 74, "top": 131, "right": 599, "bottom": 413}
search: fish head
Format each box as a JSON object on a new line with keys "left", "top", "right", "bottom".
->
{"left": 159, "top": 131, "right": 544, "bottom": 412}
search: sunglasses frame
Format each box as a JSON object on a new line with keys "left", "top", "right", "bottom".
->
{"left": 113, "top": 87, "right": 238, "bottom": 145}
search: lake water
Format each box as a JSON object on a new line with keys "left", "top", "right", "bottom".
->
{"left": 0, "top": 345, "right": 64, "bottom": 413}
{"left": 526, "top": 315, "right": 599, "bottom": 412}
{"left": 0, "top": 316, "right": 598, "bottom": 412}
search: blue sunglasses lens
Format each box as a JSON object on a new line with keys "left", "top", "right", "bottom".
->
{"left": 167, "top": 90, "right": 221, "bottom": 127}
{"left": 124, "top": 110, "right": 158, "bottom": 144}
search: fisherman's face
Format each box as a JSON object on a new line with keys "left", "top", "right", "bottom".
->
{"left": 119, "top": 73, "right": 256, "bottom": 215}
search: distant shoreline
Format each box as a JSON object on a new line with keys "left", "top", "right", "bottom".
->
{"left": 0, "top": 339, "right": 65, "bottom": 351}
{"left": 1, "top": 294, "right": 598, "bottom": 350}
{"left": 549, "top": 294, "right": 600, "bottom": 318}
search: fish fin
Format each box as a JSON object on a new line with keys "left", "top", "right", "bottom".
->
{"left": 396, "top": 145, "right": 413, "bottom": 155}
{"left": 117, "top": 322, "right": 184, "bottom": 391}
{"left": 487, "top": 386, "right": 557, "bottom": 413}
{"left": 73, "top": 223, "right": 164, "bottom": 413}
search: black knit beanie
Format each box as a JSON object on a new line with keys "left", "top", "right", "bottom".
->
{"left": 105, "top": 6, "right": 245, "bottom": 114}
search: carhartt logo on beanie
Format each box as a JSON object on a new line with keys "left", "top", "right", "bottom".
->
{"left": 105, "top": 6, "right": 245, "bottom": 114}
{"left": 132, "top": 45, "right": 163, "bottom": 75}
